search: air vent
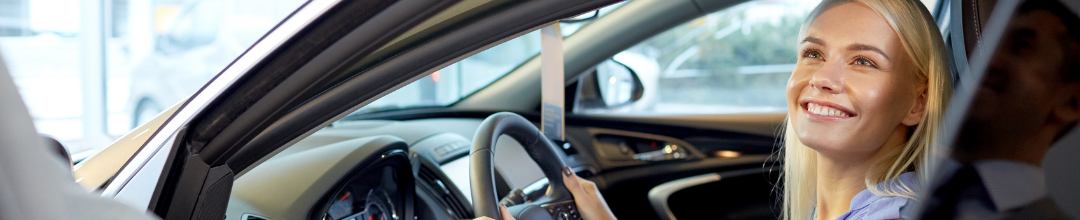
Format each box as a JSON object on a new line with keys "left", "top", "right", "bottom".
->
{"left": 241, "top": 213, "right": 269, "bottom": 220}
{"left": 418, "top": 165, "right": 471, "bottom": 219}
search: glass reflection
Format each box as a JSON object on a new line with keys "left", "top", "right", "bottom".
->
{"left": 922, "top": 0, "right": 1080, "bottom": 218}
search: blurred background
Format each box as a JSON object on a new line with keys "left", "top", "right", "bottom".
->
{"left": 0, "top": 0, "right": 306, "bottom": 157}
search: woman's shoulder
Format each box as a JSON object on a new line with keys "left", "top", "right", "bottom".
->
{"left": 841, "top": 172, "right": 920, "bottom": 220}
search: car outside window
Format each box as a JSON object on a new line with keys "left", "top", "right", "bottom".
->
{"left": 580, "top": 0, "right": 820, "bottom": 115}
{"left": 583, "top": 0, "right": 939, "bottom": 115}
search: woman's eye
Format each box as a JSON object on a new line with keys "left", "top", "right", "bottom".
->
{"left": 853, "top": 57, "right": 878, "bottom": 68}
{"left": 803, "top": 50, "right": 823, "bottom": 59}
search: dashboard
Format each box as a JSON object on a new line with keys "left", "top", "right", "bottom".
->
{"left": 224, "top": 118, "right": 557, "bottom": 220}
{"left": 222, "top": 115, "right": 752, "bottom": 220}
{"left": 319, "top": 150, "right": 411, "bottom": 220}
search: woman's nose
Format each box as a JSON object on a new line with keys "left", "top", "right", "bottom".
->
{"left": 809, "top": 61, "right": 844, "bottom": 93}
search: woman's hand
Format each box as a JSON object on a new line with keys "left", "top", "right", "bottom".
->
{"left": 478, "top": 167, "right": 617, "bottom": 220}
{"left": 474, "top": 205, "right": 515, "bottom": 220}
{"left": 562, "top": 167, "right": 617, "bottom": 220}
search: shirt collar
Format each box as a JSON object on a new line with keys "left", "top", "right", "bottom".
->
{"left": 973, "top": 159, "right": 1047, "bottom": 211}
{"left": 847, "top": 172, "right": 918, "bottom": 211}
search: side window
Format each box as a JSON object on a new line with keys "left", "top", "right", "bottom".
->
{"left": 579, "top": 0, "right": 818, "bottom": 115}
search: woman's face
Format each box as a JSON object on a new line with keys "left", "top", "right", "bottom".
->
{"left": 788, "top": 2, "right": 926, "bottom": 156}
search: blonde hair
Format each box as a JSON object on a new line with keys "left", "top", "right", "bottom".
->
{"left": 780, "top": 0, "right": 952, "bottom": 219}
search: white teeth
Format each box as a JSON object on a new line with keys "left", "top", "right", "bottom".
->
{"left": 807, "top": 103, "right": 850, "bottom": 117}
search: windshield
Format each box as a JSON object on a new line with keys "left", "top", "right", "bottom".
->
{"left": 353, "top": 3, "right": 624, "bottom": 114}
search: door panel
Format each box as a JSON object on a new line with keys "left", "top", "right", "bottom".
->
{"left": 665, "top": 168, "right": 781, "bottom": 220}
{"left": 558, "top": 114, "right": 781, "bottom": 220}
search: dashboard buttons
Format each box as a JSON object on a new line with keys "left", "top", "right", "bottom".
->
{"left": 432, "top": 140, "right": 470, "bottom": 160}
{"left": 542, "top": 201, "right": 581, "bottom": 220}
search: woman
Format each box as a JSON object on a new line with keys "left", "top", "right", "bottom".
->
{"left": 781, "top": 0, "right": 950, "bottom": 219}
{"left": 481, "top": 0, "right": 950, "bottom": 219}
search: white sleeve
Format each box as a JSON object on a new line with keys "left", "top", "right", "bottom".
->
{"left": 0, "top": 56, "right": 160, "bottom": 220}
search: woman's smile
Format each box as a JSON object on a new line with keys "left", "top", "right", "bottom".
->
{"left": 801, "top": 99, "right": 856, "bottom": 120}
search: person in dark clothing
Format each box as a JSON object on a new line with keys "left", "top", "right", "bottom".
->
{"left": 920, "top": 0, "right": 1080, "bottom": 219}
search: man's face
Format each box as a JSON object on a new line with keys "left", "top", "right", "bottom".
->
{"left": 961, "top": 9, "right": 1072, "bottom": 146}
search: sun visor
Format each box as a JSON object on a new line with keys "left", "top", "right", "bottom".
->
{"left": 540, "top": 22, "right": 565, "bottom": 141}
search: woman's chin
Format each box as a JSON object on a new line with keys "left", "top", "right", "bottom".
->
{"left": 796, "top": 128, "right": 854, "bottom": 152}
{"left": 797, "top": 133, "right": 884, "bottom": 160}
{"left": 794, "top": 115, "right": 853, "bottom": 134}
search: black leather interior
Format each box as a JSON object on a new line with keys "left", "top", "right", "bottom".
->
{"left": 507, "top": 204, "right": 557, "bottom": 220}
{"left": 470, "top": 112, "right": 573, "bottom": 220}
{"left": 960, "top": 0, "right": 998, "bottom": 56}
{"left": 667, "top": 169, "right": 781, "bottom": 220}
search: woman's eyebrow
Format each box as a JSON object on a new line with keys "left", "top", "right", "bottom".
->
{"left": 848, "top": 44, "right": 891, "bottom": 61}
{"left": 802, "top": 37, "right": 825, "bottom": 46}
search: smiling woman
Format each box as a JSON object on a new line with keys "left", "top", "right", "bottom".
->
{"left": 781, "top": 0, "right": 951, "bottom": 220}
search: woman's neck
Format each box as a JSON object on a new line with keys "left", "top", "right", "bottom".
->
{"left": 813, "top": 153, "right": 875, "bottom": 220}
{"left": 814, "top": 126, "right": 909, "bottom": 220}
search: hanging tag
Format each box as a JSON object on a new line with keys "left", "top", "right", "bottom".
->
{"left": 540, "top": 22, "right": 564, "bottom": 141}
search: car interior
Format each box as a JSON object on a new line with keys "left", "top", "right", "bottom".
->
{"left": 217, "top": 1, "right": 796, "bottom": 219}
{"left": 217, "top": 0, "right": 949, "bottom": 220}
{"left": 54, "top": 0, "right": 1080, "bottom": 219}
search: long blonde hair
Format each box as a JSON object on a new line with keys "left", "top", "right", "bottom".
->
{"left": 780, "top": 0, "right": 952, "bottom": 219}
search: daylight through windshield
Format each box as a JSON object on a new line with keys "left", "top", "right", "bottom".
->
{"left": 354, "top": 3, "right": 624, "bottom": 114}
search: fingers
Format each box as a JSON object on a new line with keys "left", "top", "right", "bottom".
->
{"left": 578, "top": 177, "right": 597, "bottom": 197}
{"left": 477, "top": 204, "right": 514, "bottom": 220}
{"left": 499, "top": 205, "right": 516, "bottom": 220}
{"left": 562, "top": 167, "right": 584, "bottom": 195}
{"left": 476, "top": 205, "right": 515, "bottom": 220}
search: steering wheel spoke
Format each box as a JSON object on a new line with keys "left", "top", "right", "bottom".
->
{"left": 539, "top": 200, "right": 580, "bottom": 220}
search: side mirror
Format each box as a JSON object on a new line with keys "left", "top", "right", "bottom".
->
{"left": 574, "top": 59, "right": 644, "bottom": 112}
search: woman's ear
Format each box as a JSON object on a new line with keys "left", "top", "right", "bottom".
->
{"left": 902, "top": 86, "right": 928, "bottom": 126}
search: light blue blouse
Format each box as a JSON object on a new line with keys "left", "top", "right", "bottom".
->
{"left": 815, "top": 172, "right": 919, "bottom": 220}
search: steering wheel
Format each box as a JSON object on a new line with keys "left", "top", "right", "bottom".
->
{"left": 471, "top": 112, "right": 579, "bottom": 220}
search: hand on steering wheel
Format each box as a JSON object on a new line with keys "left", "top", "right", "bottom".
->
{"left": 475, "top": 205, "right": 516, "bottom": 220}
{"left": 561, "top": 168, "right": 617, "bottom": 220}
{"left": 477, "top": 168, "right": 618, "bottom": 220}
{"left": 471, "top": 112, "right": 619, "bottom": 220}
